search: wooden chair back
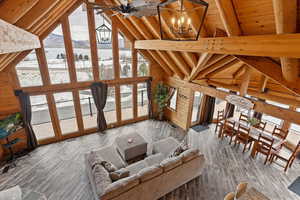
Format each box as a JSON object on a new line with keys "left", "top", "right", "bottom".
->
{"left": 224, "top": 192, "right": 235, "bottom": 200}
{"left": 272, "top": 126, "right": 288, "bottom": 140}
{"left": 223, "top": 120, "right": 235, "bottom": 132}
{"left": 217, "top": 110, "right": 225, "bottom": 122}
{"left": 237, "top": 125, "right": 250, "bottom": 141}
{"left": 239, "top": 113, "right": 248, "bottom": 124}
{"left": 257, "top": 134, "right": 274, "bottom": 154}
{"left": 291, "top": 141, "right": 300, "bottom": 160}
{"left": 235, "top": 182, "right": 248, "bottom": 198}
{"left": 254, "top": 121, "right": 267, "bottom": 131}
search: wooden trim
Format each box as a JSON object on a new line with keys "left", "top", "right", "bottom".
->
{"left": 46, "top": 93, "right": 62, "bottom": 140}
{"left": 20, "top": 77, "right": 150, "bottom": 94}
{"left": 239, "top": 67, "right": 251, "bottom": 96}
{"left": 36, "top": 46, "right": 51, "bottom": 86}
{"left": 61, "top": 16, "right": 77, "bottom": 83}
{"left": 72, "top": 89, "right": 84, "bottom": 134}
{"left": 115, "top": 85, "right": 122, "bottom": 123}
{"left": 112, "top": 17, "right": 120, "bottom": 80}
{"left": 166, "top": 78, "right": 300, "bottom": 125}
{"left": 133, "top": 83, "right": 138, "bottom": 119}
{"left": 132, "top": 43, "right": 138, "bottom": 78}
{"left": 135, "top": 34, "right": 300, "bottom": 58}
{"left": 87, "top": 5, "right": 100, "bottom": 81}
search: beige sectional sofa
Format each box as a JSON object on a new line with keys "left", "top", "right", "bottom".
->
{"left": 85, "top": 137, "right": 205, "bottom": 200}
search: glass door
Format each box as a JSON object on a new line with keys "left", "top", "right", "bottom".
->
{"left": 191, "top": 91, "right": 203, "bottom": 126}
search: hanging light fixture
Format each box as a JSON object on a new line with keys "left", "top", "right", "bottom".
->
{"left": 96, "top": 14, "right": 112, "bottom": 44}
{"left": 157, "top": 0, "right": 208, "bottom": 41}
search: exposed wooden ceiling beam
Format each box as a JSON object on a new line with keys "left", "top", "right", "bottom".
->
{"left": 0, "top": 19, "right": 40, "bottom": 54}
{"left": 128, "top": 16, "right": 189, "bottom": 77}
{"left": 0, "top": 0, "right": 39, "bottom": 24}
{"left": 189, "top": 53, "right": 213, "bottom": 80}
{"left": 207, "top": 60, "right": 243, "bottom": 78}
{"left": 196, "top": 56, "right": 236, "bottom": 79}
{"left": 273, "top": 0, "right": 299, "bottom": 83}
{"left": 214, "top": 0, "right": 241, "bottom": 36}
{"left": 236, "top": 56, "right": 300, "bottom": 96}
{"left": 15, "top": 0, "right": 61, "bottom": 30}
{"left": 113, "top": 14, "right": 175, "bottom": 77}
{"left": 135, "top": 34, "right": 300, "bottom": 58}
{"left": 259, "top": 75, "right": 268, "bottom": 93}
{"left": 239, "top": 66, "right": 251, "bottom": 96}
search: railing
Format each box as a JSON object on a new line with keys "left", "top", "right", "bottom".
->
{"left": 31, "top": 90, "right": 148, "bottom": 126}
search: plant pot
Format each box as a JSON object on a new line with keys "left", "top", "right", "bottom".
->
{"left": 158, "top": 112, "right": 164, "bottom": 121}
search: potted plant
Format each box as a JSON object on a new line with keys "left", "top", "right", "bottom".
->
{"left": 154, "top": 83, "right": 170, "bottom": 120}
{"left": 247, "top": 117, "right": 259, "bottom": 127}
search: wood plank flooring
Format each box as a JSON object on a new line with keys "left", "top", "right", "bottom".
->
{"left": 0, "top": 120, "right": 299, "bottom": 200}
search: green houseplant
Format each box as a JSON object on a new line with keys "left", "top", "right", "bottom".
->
{"left": 247, "top": 117, "right": 259, "bottom": 127}
{"left": 154, "top": 82, "right": 170, "bottom": 120}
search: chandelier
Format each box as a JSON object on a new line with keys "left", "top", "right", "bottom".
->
{"left": 157, "top": 0, "right": 208, "bottom": 41}
{"left": 96, "top": 15, "right": 112, "bottom": 44}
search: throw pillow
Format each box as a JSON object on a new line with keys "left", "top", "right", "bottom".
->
{"left": 109, "top": 168, "right": 130, "bottom": 182}
{"left": 101, "top": 161, "right": 117, "bottom": 173}
{"left": 169, "top": 144, "right": 188, "bottom": 158}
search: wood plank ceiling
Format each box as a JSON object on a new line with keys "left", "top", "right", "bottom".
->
{"left": 0, "top": 0, "right": 300, "bottom": 106}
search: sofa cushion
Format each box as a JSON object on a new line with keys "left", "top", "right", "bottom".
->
{"left": 137, "top": 165, "right": 163, "bottom": 182}
{"left": 125, "top": 160, "right": 147, "bottom": 174}
{"left": 92, "top": 164, "right": 112, "bottom": 197}
{"left": 152, "top": 137, "right": 180, "bottom": 158}
{"left": 109, "top": 168, "right": 130, "bottom": 182}
{"left": 169, "top": 145, "right": 188, "bottom": 158}
{"left": 179, "top": 149, "right": 200, "bottom": 162}
{"left": 160, "top": 156, "right": 182, "bottom": 172}
{"left": 86, "top": 151, "right": 104, "bottom": 170}
{"left": 102, "top": 175, "right": 139, "bottom": 200}
{"left": 91, "top": 145, "right": 126, "bottom": 169}
{"left": 144, "top": 153, "right": 164, "bottom": 166}
{"left": 285, "top": 132, "right": 300, "bottom": 151}
{"left": 101, "top": 161, "right": 117, "bottom": 173}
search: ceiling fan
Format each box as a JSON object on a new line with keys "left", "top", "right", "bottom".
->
{"left": 86, "top": 0, "right": 160, "bottom": 18}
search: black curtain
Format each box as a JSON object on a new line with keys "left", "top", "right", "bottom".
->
{"left": 17, "top": 91, "right": 38, "bottom": 150}
{"left": 253, "top": 98, "right": 265, "bottom": 120}
{"left": 146, "top": 78, "right": 153, "bottom": 119}
{"left": 91, "top": 82, "right": 108, "bottom": 132}
{"left": 225, "top": 103, "right": 235, "bottom": 118}
{"left": 200, "top": 95, "right": 216, "bottom": 125}
{"left": 225, "top": 91, "right": 236, "bottom": 118}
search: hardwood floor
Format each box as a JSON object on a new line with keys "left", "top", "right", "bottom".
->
{"left": 0, "top": 120, "right": 299, "bottom": 200}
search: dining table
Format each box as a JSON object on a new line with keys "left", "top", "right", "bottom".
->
{"left": 238, "top": 187, "right": 271, "bottom": 200}
{"left": 224, "top": 118, "right": 286, "bottom": 158}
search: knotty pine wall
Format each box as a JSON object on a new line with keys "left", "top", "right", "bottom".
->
{"left": 164, "top": 77, "right": 194, "bottom": 131}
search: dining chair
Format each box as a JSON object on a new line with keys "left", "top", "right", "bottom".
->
{"left": 272, "top": 126, "right": 288, "bottom": 140}
{"left": 221, "top": 120, "right": 236, "bottom": 144}
{"left": 235, "top": 182, "right": 248, "bottom": 198}
{"left": 224, "top": 192, "right": 235, "bottom": 200}
{"left": 234, "top": 125, "right": 253, "bottom": 153}
{"left": 215, "top": 109, "right": 225, "bottom": 134}
{"left": 254, "top": 121, "right": 267, "bottom": 131}
{"left": 270, "top": 141, "right": 300, "bottom": 172}
{"left": 239, "top": 113, "right": 248, "bottom": 124}
{"left": 254, "top": 134, "right": 274, "bottom": 164}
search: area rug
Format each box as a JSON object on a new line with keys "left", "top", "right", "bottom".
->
{"left": 191, "top": 125, "right": 209, "bottom": 133}
{"left": 288, "top": 176, "right": 300, "bottom": 196}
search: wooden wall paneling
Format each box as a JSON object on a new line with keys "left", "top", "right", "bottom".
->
{"left": 87, "top": 5, "right": 100, "bottom": 81}
{"left": 0, "top": 0, "right": 39, "bottom": 24}
{"left": 61, "top": 17, "right": 77, "bottom": 83}
{"left": 273, "top": 0, "right": 299, "bottom": 83}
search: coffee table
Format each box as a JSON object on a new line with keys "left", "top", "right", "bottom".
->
{"left": 115, "top": 132, "right": 147, "bottom": 164}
